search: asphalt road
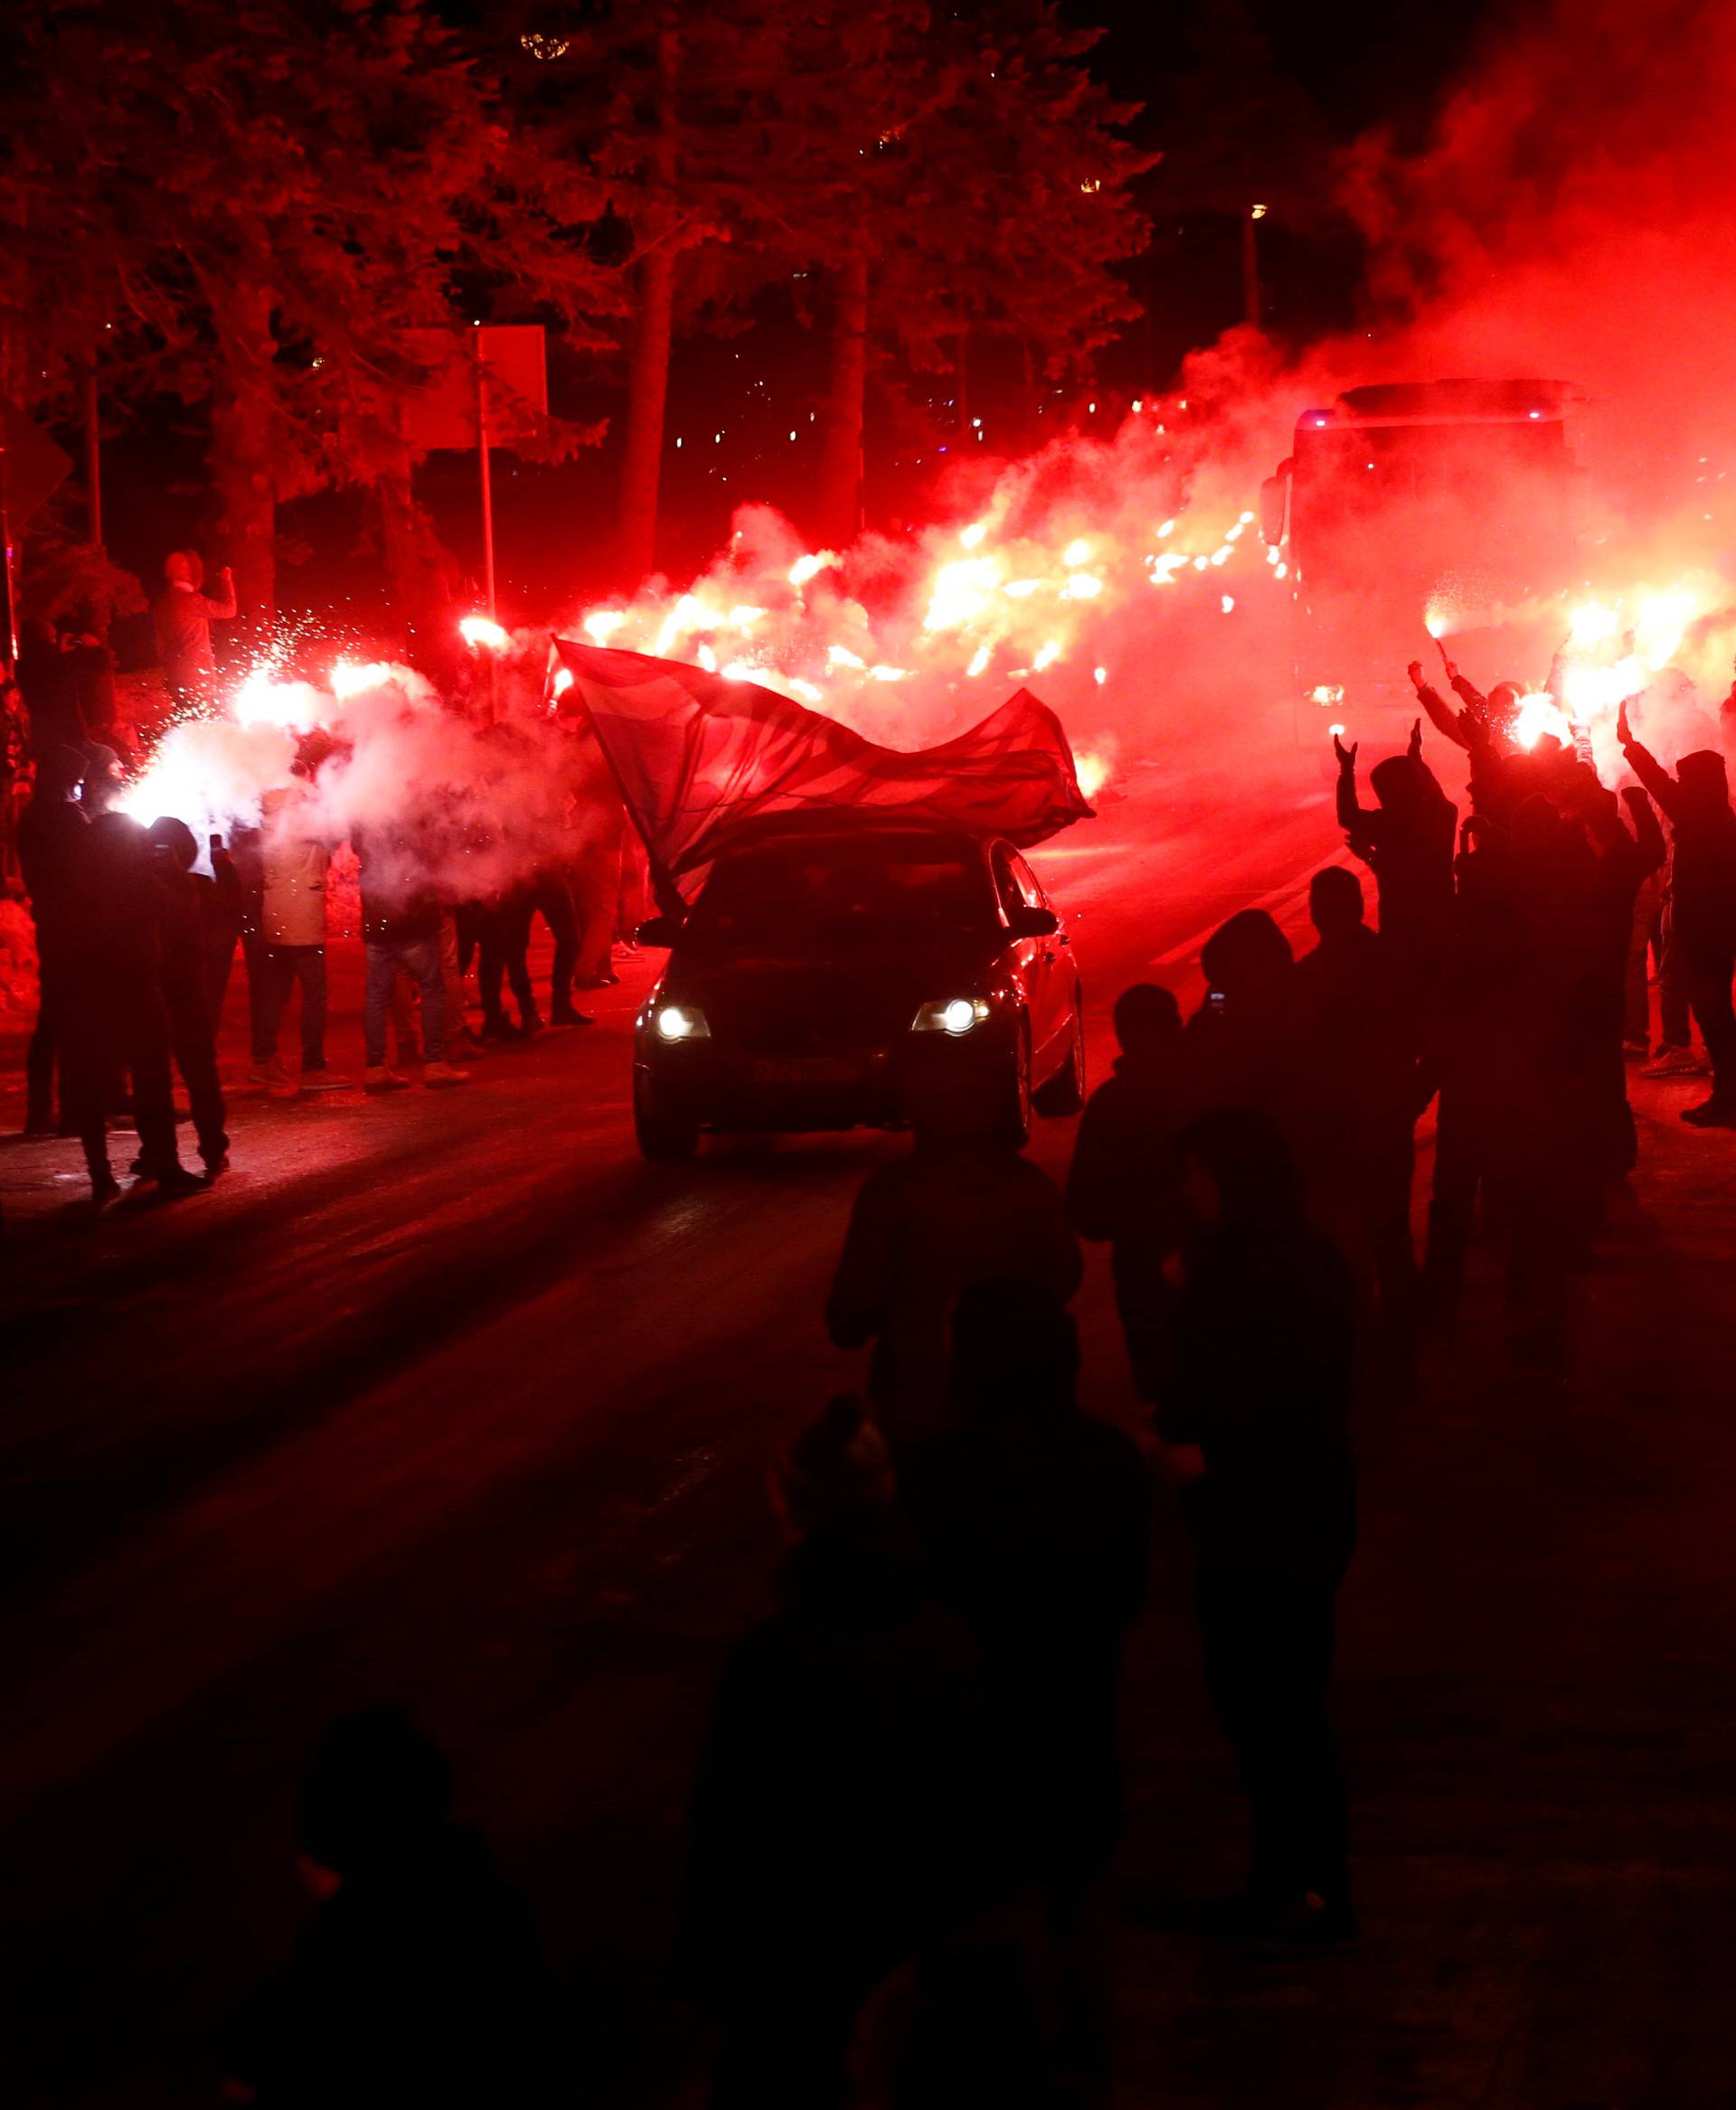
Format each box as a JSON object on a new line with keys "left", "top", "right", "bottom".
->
{"left": 4, "top": 740, "right": 1733, "bottom": 2105}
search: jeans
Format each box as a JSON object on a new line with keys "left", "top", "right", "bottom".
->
{"left": 365, "top": 937, "right": 445, "bottom": 1066}
{"left": 259, "top": 943, "right": 327, "bottom": 1069}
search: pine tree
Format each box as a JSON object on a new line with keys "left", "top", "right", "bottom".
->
{"left": 4, "top": 0, "right": 621, "bottom": 626}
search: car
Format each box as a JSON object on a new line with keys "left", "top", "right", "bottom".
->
{"left": 630, "top": 815, "right": 1086, "bottom": 1161}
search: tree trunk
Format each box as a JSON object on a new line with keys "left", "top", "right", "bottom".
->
{"left": 618, "top": 242, "right": 675, "bottom": 589}
{"left": 616, "top": 20, "right": 679, "bottom": 589}
{"left": 816, "top": 246, "right": 869, "bottom": 549}
{"left": 209, "top": 278, "right": 278, "bottom": 636}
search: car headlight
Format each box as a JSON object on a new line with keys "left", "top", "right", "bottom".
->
{"left": 653, "top": 1003, "right": 711, "bottom": 1041}
{"left": 911, "top": 997, "right": 991, "bottom": 1036}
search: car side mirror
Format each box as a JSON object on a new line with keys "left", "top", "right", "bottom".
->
{"left": 637, "top": 914, "right": 684, "bottom": 947}
{"left": 1006, "top": 904, "right": 1059, "bottom": 939}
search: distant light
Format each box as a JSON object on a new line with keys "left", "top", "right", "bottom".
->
{"left": 1088, "top": 401, "right": 1097, "bottom": 414}
{"left": 1221, "top": 595, "right": 1235, "bottom": 614}
{"left": 1093, "top": 665, "right": 1107, "bottom": 685}
{"left": 941, "top": 998, "right": 977, "bottom": 1034}
{"left": 1327, "top": 722, "right": 1345, "bottom": 738}
{"left": 1309, "top": 684, "right": 1344, "bottom": 705}
{"left": 1062, "top": 537, "right": 1092, "bottom": 566}
{"left": 1131, "top": 398, "right": 1143, "bottom": 412}
{"left": 1529, "top": 409, "right": 1542, "bottom": 419}
{"left": 459, "top": 616, "right": 510, "bottom": 651}
{"left": 1250, "top": 203, "right": 1268, "bottom": 220}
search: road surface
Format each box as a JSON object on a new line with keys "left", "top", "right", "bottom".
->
{"left": 2, "top": 741, "right": 1732, "bottom": 2105}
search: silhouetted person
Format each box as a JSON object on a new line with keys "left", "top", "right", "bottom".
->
{"left": 1334, "top": 720, "right": 1457, "bottom": 978}
{"left": 223, "top": 1709, "right": 552, "bottom": 2106}
{"left": 352, "top": 820, "right": 468, "bottom": 1093}
{"left": 153, "top": 548, "right": 235, "bottom": 709}
{"left": 1618, "top": 699, "right": 1736, "bottom": 1125}
{"left": 146, "top": 816, "right": 230, "bottom": 1178}
{"left": 1295, "top": 866, "right": 1420, "bottom": 1344}
{"left": 203, "top": 831, "right": 248, "bottom": 1035}
{"left": 906, "top": 1284, "right": 1151, "bottom": 1904}
{"left": 684, "top": 1396, "right": 989, "bottom": 2107}
{"left": 478, "top": 880, "right": 542, "bottom": 1040}
{"left": 1184, "top": 909, "right": 1308, "bottom": 1150}
{"left": 14, "top": 619, "right": 86, "bottom": 753}
{"left": 81, "top": 746, "right": 201, "bottom": 1195}
{"left": 1156, "top": 1108, "right": 1357, "bottom": 1942}
{"left": 1066, "top": 981, "right": 1190, "bottom": 1400}
{"left": 258, "top": 763, "right": 344, "bottom": 1095}
{"left": 17, "top": 745, "right": 102, "bottom": 1177}
{"left": 827, "top": 1076, "right": 1082, "bottom": 1446}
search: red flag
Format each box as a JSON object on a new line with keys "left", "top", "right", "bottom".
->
{"left": 552, "top": 642, "right": 1094, "bottom": 903}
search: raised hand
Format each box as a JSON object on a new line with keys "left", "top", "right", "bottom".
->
{"left": 1408, "top": 717, "right": 1422, "bottom": 758}
{"left": 1618, "top": 697, "right": 1634, "bottom": 746}
{"left": 1407, "top": 659, "right": 1426, "bottom": 692}
{"left": 1333, "top": 730, "right": 1358, "bottom": 767}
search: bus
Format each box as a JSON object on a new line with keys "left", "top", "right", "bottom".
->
{"left": 1261, "top": 378, "right": 1583, "bottom": 738}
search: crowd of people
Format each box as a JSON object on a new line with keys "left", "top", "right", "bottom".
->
{"left": 9, "top": 579, "right": 1735, "bottom": 2097}
{"left": 7, "top": 551, "right": 650, "bottom": 1210}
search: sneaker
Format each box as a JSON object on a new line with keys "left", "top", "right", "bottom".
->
{"left": 548, "top": 1006, "right": 595, "bottom": 1029}
{"left": 299, "top": 1067, "right": 349, "bottom": 1091}
{"left": 613, "top": 939, "right": 642, "bottom": 959}
{"left": 1622, "top": 1035, "right": 1649, "bottom": 1057}
{"left": 479, "top": 1017, "right": 519, "bottom": 1043}
{"left": 150, "top": 1164, "right": 208, "bottom": 1199}
{"left": 1681, "top": 1096, "right": 1736, "bottom": 1127}
{"left": 269, "top": 1065, "right": 301, "bottom": 1099}
{"left": 1642, "top": 1047, "right": 1706, "bottom": 1079}
{"left": 364, "top": 1066, "right": 410, "bottom": 1094}
{"left": 424, "top": 1060, "right": 471, "bottom": 1088}
{"left": 253, "top": 1056, "right": 290, "bottom": 1090}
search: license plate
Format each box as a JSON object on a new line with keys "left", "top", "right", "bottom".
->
{"left": 750, "top": 1055, "right": 871, "bottom": 1084}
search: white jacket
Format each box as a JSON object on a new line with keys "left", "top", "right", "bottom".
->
{"left": 260, "top": 783, "right": 330, "bottom": 947}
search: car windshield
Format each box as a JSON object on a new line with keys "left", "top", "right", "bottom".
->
{"left": 689, "top": 839, "right": 992, "bottom": 950}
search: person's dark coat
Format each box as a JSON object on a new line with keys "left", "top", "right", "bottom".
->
{"left": 684, "top": 1515, "right": 990, "bottom": 2034}
{"left": 904, "top": 1389, "right": 1150, "bottom": 1893}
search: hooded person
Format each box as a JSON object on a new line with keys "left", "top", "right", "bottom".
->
{"left": 1333, "top": 721, "right": 1458, "bottom": 985}
{"left": 684, "top": 1395, "right": 993, "bottom": 2107}
{"left": 222, "top": 1710, "right": 554, "bottom": 2107}
{"left": 146, "top": 815, "right": 231, "bottom": 1178}
{"left": 826, "top": 1072, "right": 1083, "bottom": 1448}
{"left": 1065, "top": 981, "right": 1191, "bottom": 1399}
{"left": 256, "top": 748, "right": 347, "bottom": 1097}
{"left": 79, "top": 742, "right": 202, "bottom": 1195}
{"left": 903, "top": 1284, "right": 1152, "bottom": 1905}
{"left": 152, "top": 548, "right": 236, "bottom": 709}
{"left": 1156, "top": 1107, "right": 1358, "bottom": 1944}
{"left": 1618, "top": 702, "right": 1736, "bottom": 1125}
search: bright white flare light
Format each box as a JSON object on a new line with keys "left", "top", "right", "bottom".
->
{"left": 459, "top": 615, "right": 511, "bottom": 651}
{"left": 941, "top": 998, "right": 977, "bottom": 1034}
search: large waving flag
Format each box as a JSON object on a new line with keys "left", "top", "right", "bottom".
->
{"left": 552, "top": 641, "right": 1095, "bottom": 905}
